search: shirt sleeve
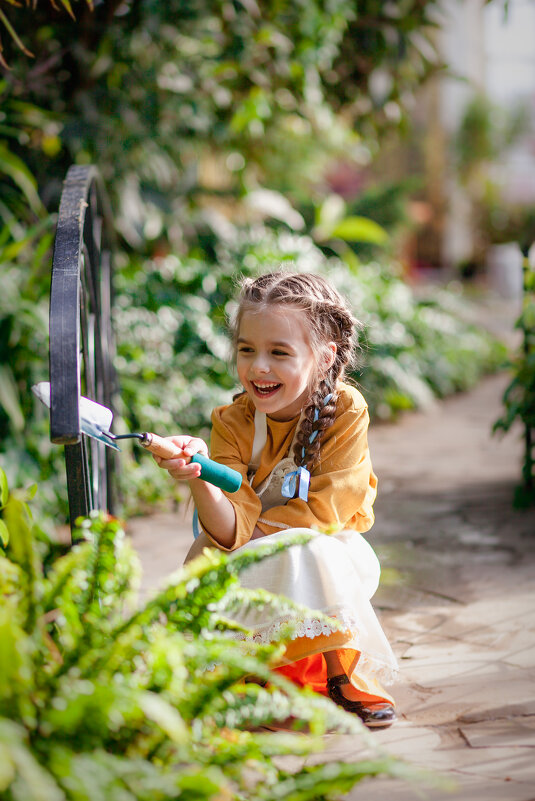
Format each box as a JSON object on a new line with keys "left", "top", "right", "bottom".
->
{"left": 255, "top": 402, "right": 377, "bottom": 536}
{"left": 201, "top": 402, "right": 263, "bottom": 551}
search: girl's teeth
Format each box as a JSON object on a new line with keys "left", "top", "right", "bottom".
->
{"left": 253, "top": 382, "right": 280, "bottom": 394}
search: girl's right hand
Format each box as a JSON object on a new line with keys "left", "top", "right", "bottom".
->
{"left": 152, "top": 435, "right": 209, "bottom": 483}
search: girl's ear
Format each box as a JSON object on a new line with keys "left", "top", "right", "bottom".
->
{"left": 322, "top": 342, "right": 337, "bottom": 373}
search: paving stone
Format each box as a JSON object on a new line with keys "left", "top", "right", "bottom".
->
{"left": 459, "top": 717, "right": 535, "bottom": 748}
{"left": 347, "top": 771, "right": 535, "bottom": 801}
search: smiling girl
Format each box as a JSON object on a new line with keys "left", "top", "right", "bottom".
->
{"left": 155, "top": 271, "right": 398, "bottom": 728}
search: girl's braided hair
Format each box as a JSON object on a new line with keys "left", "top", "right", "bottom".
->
{"left": 232, "top": 271, "right": 363, "bottom": 472}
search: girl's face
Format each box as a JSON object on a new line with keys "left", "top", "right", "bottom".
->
{"left": 236, "top": 305, "right": 318, "bottom": 421}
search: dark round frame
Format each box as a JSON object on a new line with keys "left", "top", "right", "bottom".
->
{"left": 49, "top": 165, "right": 116, "bottom": 528}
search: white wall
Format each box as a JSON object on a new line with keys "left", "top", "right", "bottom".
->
{"left": 437, "top": 0, "right": 535, "bottom": 267}
{"left": 439, "top": 0, "right": 486, "bottom": 268}
{"left": 484, "top": 0, "right": 535, "bottom": 205}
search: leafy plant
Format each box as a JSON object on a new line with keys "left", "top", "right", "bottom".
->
{"left": 107, "top": 219, "right": 507, "bottom": 516}
{"left": 494, "top": 250, "right": 535, "bottom": 506}
{"left": 0, "top": 467, "right": 417, "bottom": 800}
{"left": 0, "top": 0, "right": 93, "bottom": 68}
{"left": 0, "top": 2, "right": 508, "bottom": 528}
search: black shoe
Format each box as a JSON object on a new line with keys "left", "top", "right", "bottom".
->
{"left": 327, "top": 674, "right": 396, "bottom": 729}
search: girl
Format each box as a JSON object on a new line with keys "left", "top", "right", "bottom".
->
{"left": 155, "top": 271, "right": 398, "bottom": 728}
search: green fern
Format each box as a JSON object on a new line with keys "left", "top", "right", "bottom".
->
{"left": 0, "top": 466, "right": 420, "bottom": 801}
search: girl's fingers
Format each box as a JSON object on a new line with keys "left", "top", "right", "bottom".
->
{"left": 162, "top": 436, "right": 209, "bottom": 458}
{"left": 151, "top": 434, "right": 208, "bottom": 481}
{"left": 182, "top": 437, "right": 209, "bottom": 458}
{"left": 169, "top": 462, "right": 202, "bottom": 481}
{"left": 168, "top": 435, "right": 195, "bottom": 450}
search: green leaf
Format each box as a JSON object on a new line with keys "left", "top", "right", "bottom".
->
{"left": 0, "top": 143, "right": 43, "bottom": 214}
{"left": 0, "top": 554, "right": 19, "bottom": 593}
{"left": 138, "top": 691, "right": 188, "bottom": 743}
{"left": 5, "top": 737, "right": 64, "bottom": 801}
{"left": 0, "top": 610, "right": 32, "bottom": 700}
{"left": 330, "top": 216, "right": 389, "bottom": 244}
{"left": 1, "top": 496, "right": 40, "bottom": 630}
{"left": 0, "top": 520, "right": 9, "bottom": 547}
{"left": 0, "top": 469, "right": 8, "bottom": 509}
{"left": 0, "top": 742, "right": 16, "bottom": 791}
{"left": 0, "top": 216, "right": 53, "bottom": 262}
{"left": 0, "top": 8, "right": 34, "bottom": 58}
{"left": 57, "top": 0, "right": 76, "bottom": 20}
{"left": 12, "top": 484, "right": 38, "bottom": 503}
{"left": 0, "top": 366, "right": 24, "bottom": 432}
{"left": 315, "top": 194, "right": 346, "bottom": 231}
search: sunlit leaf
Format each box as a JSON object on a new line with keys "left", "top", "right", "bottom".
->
{"left": 0, "top": 143, "right": 42, "bottom": 214}
{"left": 0, "top": 520, "right": 8, "bottom": 547}
{"left": 0, "top": 469, "right": 8, "bottom": 510}
{"left": 57, "top": 0, "right": 76, "bottom": 20}
{"left": 0, "top": 9, "right": 34, "bottom": 58}
{"left": 330, "top": 216, "right": 389, "bottom": 244}
{"left": 0, "top": 366, "right": 25, "bottom": 432}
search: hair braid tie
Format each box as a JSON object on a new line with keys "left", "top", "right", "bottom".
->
{"left": 281, "top": 393, "right": 334, "bottom": 503}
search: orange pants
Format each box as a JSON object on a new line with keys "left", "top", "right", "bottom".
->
{"left": 274, "top": 649, "right": 394, "bottom": 705}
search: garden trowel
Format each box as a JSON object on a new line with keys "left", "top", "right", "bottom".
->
{"left": 32, "top": 382, "right": 242, "bottom": 493}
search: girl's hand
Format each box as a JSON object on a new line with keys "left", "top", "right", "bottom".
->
{"left": 153, "top": 435, "right": 209, "bottom": 482}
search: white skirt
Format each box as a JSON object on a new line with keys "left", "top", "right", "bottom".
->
{"left": 230, "top": 528, "right": 398, "bottom": 684}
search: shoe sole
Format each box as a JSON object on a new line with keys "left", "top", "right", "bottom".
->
{"left": 362, "top": 717, "right": 396, "bottom": 729}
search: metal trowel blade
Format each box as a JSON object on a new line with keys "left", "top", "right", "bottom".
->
{"left": 32, "top": 382, "right": 121, "bottom": 451}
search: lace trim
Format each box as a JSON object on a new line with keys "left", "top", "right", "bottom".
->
{"left": 227, "top": 607, "right": 399, "bottom": 684}
{"left": 231, "top": 608, "right": 358, "bottom": 644}
{"left": 355, "top": 653, "right": 398, "bottom": 685}
{"left": 252, "top": 614, "right": 341, "bottom": 642}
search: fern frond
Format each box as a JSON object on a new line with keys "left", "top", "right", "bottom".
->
{"left": 226, "top": 532, "right": 313, "bottom": 575}
{"left": 46, "top": 746, "right": 228, "bottom": 800}
{"left": 218, "top": 585, "right": 342, "bottom": 637}
{"left": 41, "top": 543, "right": 93, "bottom": 614}
{"left": 2, "top": 494, "right": 42, "bottom": 633}
{"left": 72, "top": 513, "right": 124, "bottom": 618}
{"left": 199, "top": 682, "right": 367, "bottom": 739}
{"left": 0, "top": 552, "right": 22, "bottom": 598}
{"left": 0, "top": 718, "right": 64, "bottom": 801}
{"left": 263, "top": 757, "right": 410, "bottom": 801}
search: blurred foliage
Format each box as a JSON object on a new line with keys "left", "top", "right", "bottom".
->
{"left": 482, "top": 198, "right": 535, "bottom": 254}
{"left": 0, "top": 0, "right": 446, "bottom": 220}
{"left": 494, "top": 253, "right": 535, "bottom": 507}
{"left": 0, "top": 467, "right": 419, "bottom": 800}
{"left": 0, "top": 1, "right": 508, "bottom": 523}
{"left": 112, "top": 223, "right": 506, "bottom": 515}
{"left": 453, "top": 92, "right": 532, "bottom": 272}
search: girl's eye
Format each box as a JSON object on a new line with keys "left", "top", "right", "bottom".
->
{"left": 273, "top": 350, "right": 289, "bottom": 357}
{"left": 238, "top": 346, "right": 253, "bottom": 353}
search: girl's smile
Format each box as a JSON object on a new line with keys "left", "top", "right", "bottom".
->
{"left": 236, "top": 306, "right": 316, "bottom": 421}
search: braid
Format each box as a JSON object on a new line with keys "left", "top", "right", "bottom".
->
{"left": 292, "top": 379, "right": 337, "bottom": 470}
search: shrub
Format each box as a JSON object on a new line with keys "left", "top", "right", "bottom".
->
{"left": 494, "top": 252, "right": 535, "bottom": 506}
{"left": 112, "top": 226, "right": 506, "bottom": 515}
{"left": 0, "top": 467, "right": 413, "bottom": 800}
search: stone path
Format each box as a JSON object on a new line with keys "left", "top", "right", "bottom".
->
{"left": 127, "top": 371, "right": 535, "bottom": 801}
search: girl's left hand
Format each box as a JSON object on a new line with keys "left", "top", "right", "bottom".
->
{"left": 153, "top": 435, "right": 209, "bottom": 482}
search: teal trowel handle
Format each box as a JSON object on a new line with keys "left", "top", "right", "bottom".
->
{"left": 190, "top": 454, "right": 242, "bottom": 493}
{"left": 139, "top": 432, "right": 242, "bottom": 493}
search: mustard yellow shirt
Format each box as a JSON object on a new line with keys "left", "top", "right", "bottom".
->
{"left": 204, "top": 381, "right": 378, "bottom": 551}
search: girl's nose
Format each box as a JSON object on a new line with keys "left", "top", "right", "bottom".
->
{"left": 251, "top": 354, "right": 270, "bottom": 373}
